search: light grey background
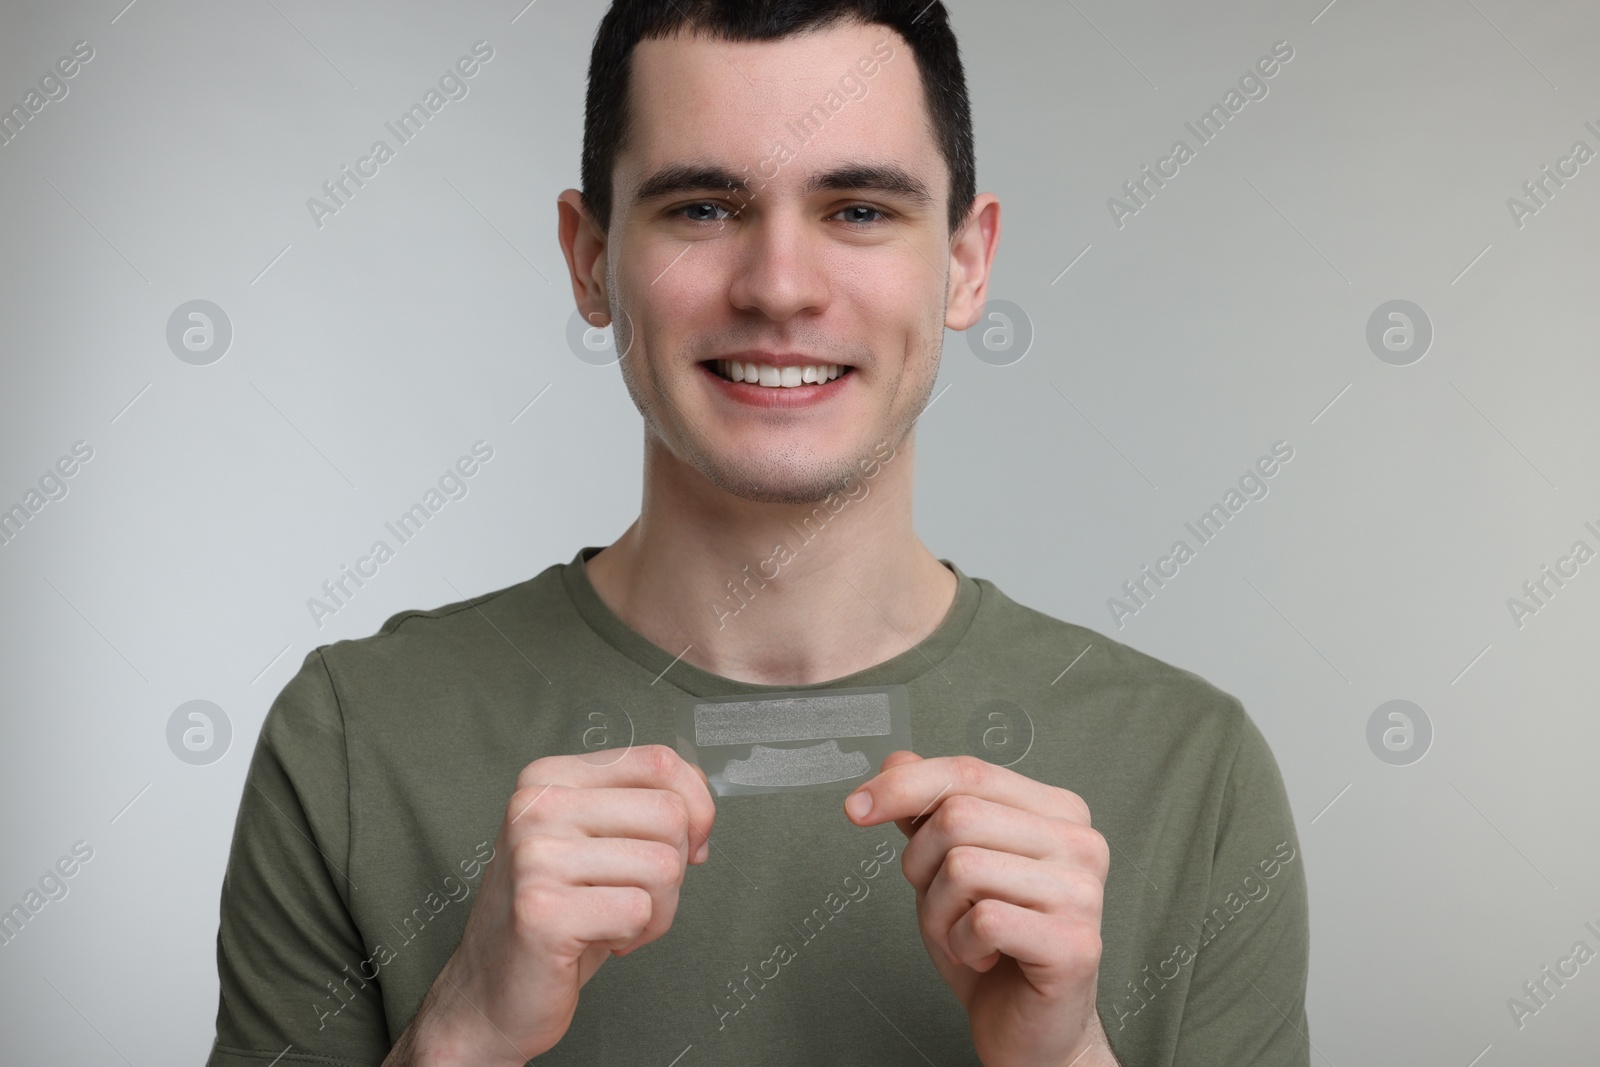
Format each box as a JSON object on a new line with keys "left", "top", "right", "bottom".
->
{"left": 2, "top": 0, "right": 1597, "bottom": 1063}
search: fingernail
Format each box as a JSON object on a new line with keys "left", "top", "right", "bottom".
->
{"left": 845, "top": 790, "right": 872, "bottom": 820}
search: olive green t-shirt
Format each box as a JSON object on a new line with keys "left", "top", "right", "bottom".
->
{"left": 207, "top": 546, "right": 1310, "bottom": 1066}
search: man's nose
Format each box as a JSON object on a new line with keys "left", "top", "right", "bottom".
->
{"left": 725, "top": 210, "right": 831, "bottom": 322}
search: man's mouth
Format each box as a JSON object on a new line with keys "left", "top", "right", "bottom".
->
{"left": 704, "top": 359, "right": 854, "bottom": 388}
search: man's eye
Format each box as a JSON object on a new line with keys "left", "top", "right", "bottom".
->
{"left": 671, "top": 202, "right": 893, "bottom": 226}
{"left": 834, "top": 204, "right": 892, "bottom": 225}
{"left": 677, "top": 202, "right": 735, "bottom": 224}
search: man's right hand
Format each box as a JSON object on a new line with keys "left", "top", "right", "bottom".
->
{"left": 383, "top": 743, "right": 717, "bottom": 1067}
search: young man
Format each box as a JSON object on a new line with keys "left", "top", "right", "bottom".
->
{"left": 207, "top": 3, "right": 1309, "bottom": 1065}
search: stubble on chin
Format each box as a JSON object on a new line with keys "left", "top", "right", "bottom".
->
{"left": 689, "top": 446, "right": 866, "bottom": 506}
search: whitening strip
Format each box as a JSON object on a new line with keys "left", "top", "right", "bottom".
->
{"left": 675, "top": 684, "right": 912, "bottom": 796}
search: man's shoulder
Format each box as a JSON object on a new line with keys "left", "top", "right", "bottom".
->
{"left": 313, "top": 558, "right": 571, "bottom": 679}
{"left": 971, "top": 576, "right": 1250, "bottom": 743}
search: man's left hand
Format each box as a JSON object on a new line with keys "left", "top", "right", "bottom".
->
{"left": 844, "top": 750, "right": 1118, "bottom": 1067}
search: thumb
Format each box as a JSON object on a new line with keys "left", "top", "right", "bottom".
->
{"left": 874, "top": 749, "right": 923, "bottom": 840}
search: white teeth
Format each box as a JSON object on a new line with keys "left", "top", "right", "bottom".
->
{"left": 715, "top": 360, "right": 846, "bottom": 387}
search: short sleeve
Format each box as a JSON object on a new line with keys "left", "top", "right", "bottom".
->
{"left": 207, "top": 649, "right": 391, "bottom": 1067}
{"left": 1170, "top": 707, "right": 1311, "bottom": 1066}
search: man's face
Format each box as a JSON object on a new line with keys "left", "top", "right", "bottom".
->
{"left": 586, "top": 21, "right": 964, "bottom": 505}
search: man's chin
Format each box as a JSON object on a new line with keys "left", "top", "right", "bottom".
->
{"left": 696, "top": 458, "right": 864, "bottom": 507}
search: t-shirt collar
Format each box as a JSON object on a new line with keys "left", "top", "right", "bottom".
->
{"left": 560, "top": 544, "right": 982, "bottom": 697}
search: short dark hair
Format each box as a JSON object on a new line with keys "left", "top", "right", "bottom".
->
{"left": 580, "top": 0, "right": 976, "bottom": 238}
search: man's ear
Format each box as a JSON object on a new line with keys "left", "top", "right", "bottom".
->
{"left": 558, "top": 188, "right": 610, "bottom": 327}
{"left": 944, "top": 193, "right": 1001, "bottom": 333}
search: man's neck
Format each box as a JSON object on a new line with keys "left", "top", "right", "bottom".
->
{"left": 583, "top": 435, "right": 957, "bottom": 687}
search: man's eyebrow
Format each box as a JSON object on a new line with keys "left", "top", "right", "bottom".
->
{"left": 630, "top": 162, "right": 935, "bottom": 208}
{"left": 809, "top": 164, "right": 934, "bottom": 207}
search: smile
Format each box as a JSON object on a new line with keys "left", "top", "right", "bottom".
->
{"left": 707, "top": 359, "right": 853, "bottom": 388}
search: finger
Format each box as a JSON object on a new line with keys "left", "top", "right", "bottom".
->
{"left": 878, "top": 749, "right": 923, "bottom": 772}
{"left": 920, "top": 846, "right": 1087, "bottom": 967}
{"left": 897, "top": 794, "right": 1065, "bottom": 890}
{"left": 860, "top": 750, "right": 923, "bottom": 839}
{"left": 948, "top": 900, "right": 1099, "bottom": 980}
{"left": 513, "top": 835, "right": 686, "bottom": 952}
{"left": 556, "top": 885, "right": 657, "bottom": 953}
{"left": 686, "top": 762, "right": 716, "bottom": 860}
{"left": 845, "top": 754, "right": 1089, "bottom": 829}
{"left": 506, "top": 785, "right": 704, "bottom": 865}
{"left": 518, "top": 744, "right": 718, "bottom": 857}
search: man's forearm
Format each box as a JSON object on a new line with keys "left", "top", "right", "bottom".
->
{"left": 380, "top": 973, "right": 523, "bottom": 1067}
